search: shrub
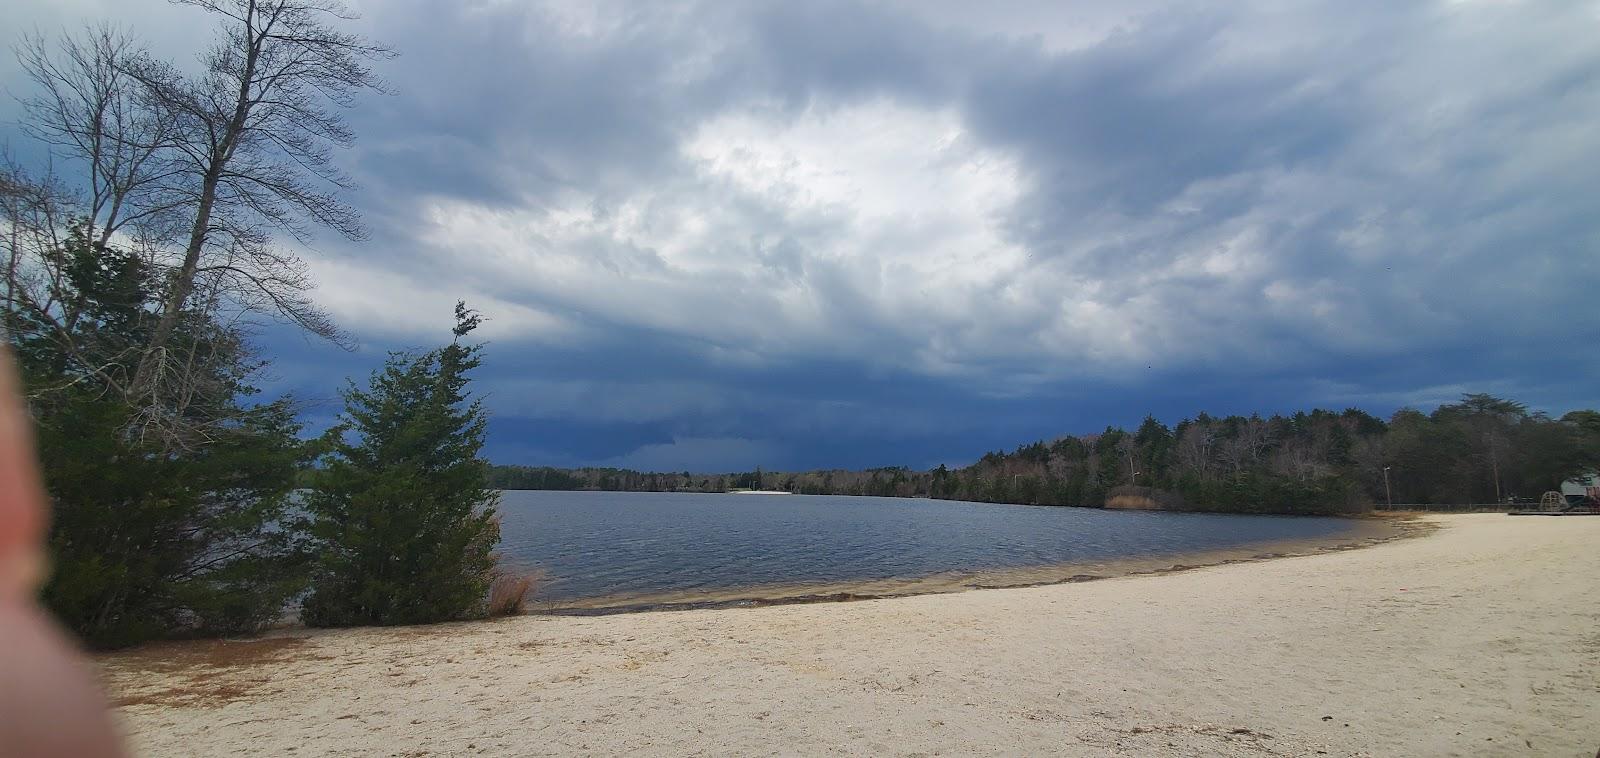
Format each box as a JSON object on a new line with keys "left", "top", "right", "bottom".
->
{"left": 487, "top": 569, "right": 542, "bottom": 617}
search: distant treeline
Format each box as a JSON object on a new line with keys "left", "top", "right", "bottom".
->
{"left": 488, "top": 466, "right": 752, "bottom": 493}
{"left": 493, "top": 394, "right": 1600, "bottom": 516}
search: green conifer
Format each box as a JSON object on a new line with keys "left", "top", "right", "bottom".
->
{"left": 302, "top": 303, "right": 500, "bottom": 626}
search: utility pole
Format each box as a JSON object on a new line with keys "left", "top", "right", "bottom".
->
{"left": 1383, "top": 466, "right": 1392, "bottom": 510}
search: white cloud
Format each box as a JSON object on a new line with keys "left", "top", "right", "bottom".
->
{"left": 401, "top": 99, "right": 1053, "bottom": 378}
{"left": 305, "top": 258, "right": 581, "bottom": 344}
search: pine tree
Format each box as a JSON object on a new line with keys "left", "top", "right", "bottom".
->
{"left": 11, "top": 226, "right": 308, "bottom": 648}
{"left": 302, "top": 303, "right": 500, "bottom": 627}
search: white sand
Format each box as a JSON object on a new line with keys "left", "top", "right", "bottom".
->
{"left": 101, "top": 514, "right": 1599, "bottom": 757}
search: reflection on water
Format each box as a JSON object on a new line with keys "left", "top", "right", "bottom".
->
{"left": 495, "top": 491, "right": 1364, "bottom": 606}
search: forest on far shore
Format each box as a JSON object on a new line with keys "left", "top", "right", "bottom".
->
{"left": 490, "top": 394, "right": 1600, "bottom": 515}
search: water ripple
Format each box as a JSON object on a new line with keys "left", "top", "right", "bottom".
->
{"left": 495, "top": 491, "right": 1358, "bottom": 602}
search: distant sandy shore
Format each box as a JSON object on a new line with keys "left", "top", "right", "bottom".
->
{"left": 100, "top": 514, "right": 1598, "bottom": 756}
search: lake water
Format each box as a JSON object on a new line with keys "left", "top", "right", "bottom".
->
{"left": 495, "top": 491, "right": 1368, "bottom": 609}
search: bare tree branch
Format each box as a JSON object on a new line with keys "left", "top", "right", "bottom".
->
{"left": 128, "top": 0, "right": 390, "bottom": 381}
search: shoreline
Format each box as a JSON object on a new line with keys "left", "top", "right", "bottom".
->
{"left": 98, "top": 514, "right": 1600, "bottom": 756}
{"left": 532, "top": 514, "right": 1421, "bottom": 616}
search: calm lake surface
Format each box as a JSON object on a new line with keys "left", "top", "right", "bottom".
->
{"left": 495, "top": 491, "right": 1363, "bottom": 606}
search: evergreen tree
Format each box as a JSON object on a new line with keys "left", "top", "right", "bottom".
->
{"left": 302, "top": 303, "right": 500, "bottom": 627}
{"left": 11, "top": 226, "right": 307, "bottom": 648}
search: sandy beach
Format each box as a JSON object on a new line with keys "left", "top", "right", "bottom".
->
{"left": 100, "top": 514, "right": 1598, "bottom": 757}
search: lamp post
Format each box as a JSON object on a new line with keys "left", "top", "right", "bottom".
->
{"left": 1383, "top": 466, "right": 1393, "bottom": 510}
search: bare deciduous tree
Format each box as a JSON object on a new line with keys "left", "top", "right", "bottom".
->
{"left": 8, "top": 29, "right": 175, "bottom": 407}
{"left": 1272, "top": 436, "right": 1328, "bottom": 483}
{"left": 1177, "top": 423, "right": 1215, "bottom": 479}
{"left": 126, "top": 0, "right": 393, "bottom": 375}
{"left": 2, "top": 161, "right": 73, "bottom": 345}
{"left": 17, "top": 26, "right": 180, "bottom": 250}
{"left": 9, "top": 1, "right": 391, "bottom": 445}
{"left": 1115, "top": 435, "right": 1137, "bottom": 484}
{"left": 1217, "top": 417, "right": 1271, "bottom": 474}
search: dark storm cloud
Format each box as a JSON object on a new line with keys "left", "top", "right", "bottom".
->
{"left": 337, "top": 0, "right": 978, "bottom": 216}
{"left": 3, "top": 0, "right": 1597, "bottom": 470}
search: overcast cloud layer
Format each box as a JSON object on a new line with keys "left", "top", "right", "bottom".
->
{"left": 5, "top": 0, "right": 1598, "bottom": 470}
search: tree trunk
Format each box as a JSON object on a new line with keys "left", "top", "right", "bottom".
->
{"left": 136, "top": 9, "right": 260, "bottom": 391}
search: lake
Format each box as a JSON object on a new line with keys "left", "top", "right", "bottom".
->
{"left": 495, "top": 491, "right": 1372, "bottom": 610}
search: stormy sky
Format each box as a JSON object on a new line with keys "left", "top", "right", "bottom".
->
{"left": 4, "top": 0, "right": 1598, "bottom": 471}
